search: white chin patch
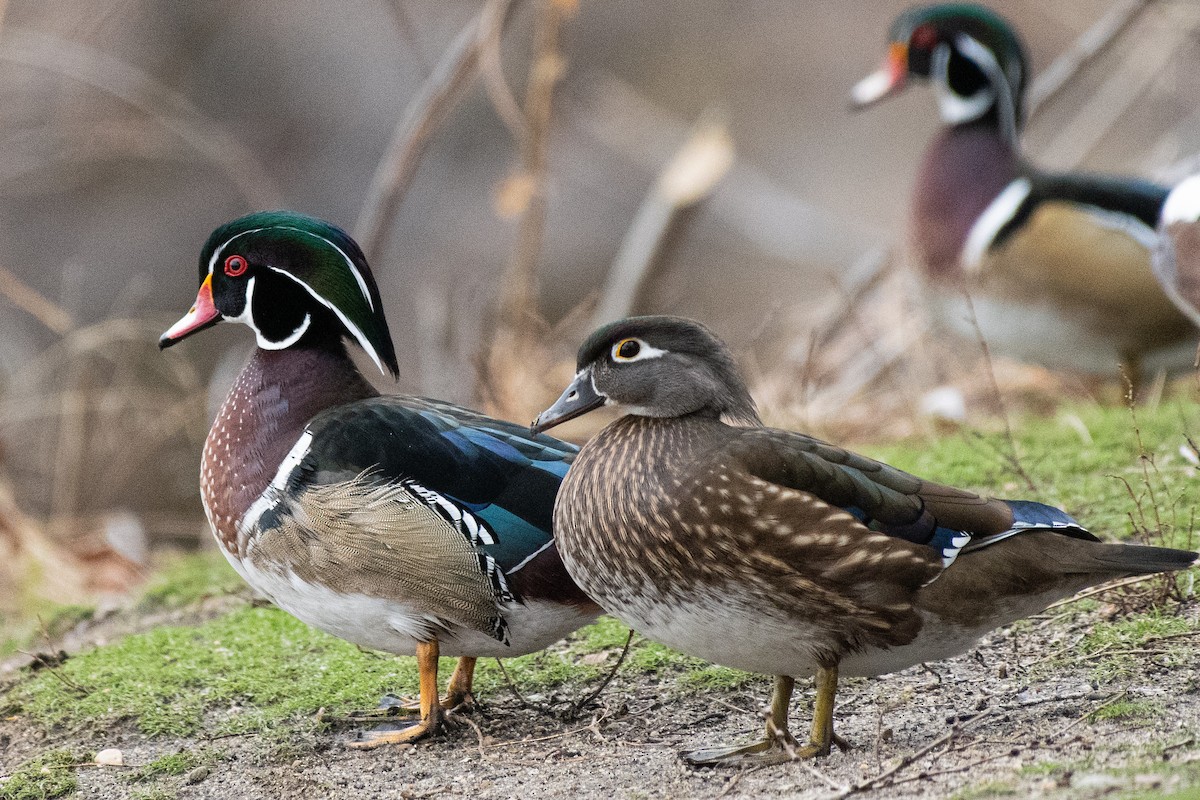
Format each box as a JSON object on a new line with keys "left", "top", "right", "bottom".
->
{"left": 257, "top": 312, "right": 312, "bottom": 350}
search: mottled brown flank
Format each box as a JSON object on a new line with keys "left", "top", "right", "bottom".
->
{"left": 201, "top": 346, "right": 377, "bottom": 556}
{"left": 245, "top": 478, "right": 504, "bottom": 637}
{"left": 555, "top": 415, "right": 949, "bottom": 663}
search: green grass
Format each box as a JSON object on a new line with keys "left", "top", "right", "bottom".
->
{"left": 1090, "top": 700, "right": 1160, "bottom": 722}
{"left": 136, "top": 552, "right": 246, "bottom": 611}
{"left": 0, "top": 750, "right": 86, "bottom": 800}
{"left": 1076, "top": 612, "right": 1198, "bottom": 682}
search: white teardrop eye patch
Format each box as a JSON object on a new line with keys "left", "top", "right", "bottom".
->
{"left": 610, "top": 338, "right": 667, "bottom": 362}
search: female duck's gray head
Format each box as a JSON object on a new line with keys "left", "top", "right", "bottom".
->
{"left": 532, "top": 315, "right": 761, "bottom": 433}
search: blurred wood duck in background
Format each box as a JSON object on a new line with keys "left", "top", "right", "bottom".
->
{"left": 533, "top": 315, "right": 1196, "bottom": 766}
{"left": 160, "top": 211, "right": 599, "bottom": 746}
{"left": 851, "top": 3, "right": 1198, "bottom": 382}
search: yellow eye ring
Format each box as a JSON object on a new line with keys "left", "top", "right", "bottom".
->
{"left": 612, "top": 338, "right": 642, "bottom": 360}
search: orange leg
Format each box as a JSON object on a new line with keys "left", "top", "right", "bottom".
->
{"left": 349, "top": 640, "right": 445, "bottom": 748}
{"left": 443, "top": 656, "right": 477, "bottom": 711}
{"left": 396, "top": 656, "right": 477, "bottom": 713}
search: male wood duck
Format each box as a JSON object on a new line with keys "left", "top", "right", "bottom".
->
{"left": 851, "top": 3, "right": 1198, "bottom": 379}
{"left": 1155, "top": 175, "right": 1200, "bottom": 327}
{"left": 532, "top": 315, "right": 1196, "bottom": 765}
{"left": 159, "top": 211, "right": 599, "bottom": 746}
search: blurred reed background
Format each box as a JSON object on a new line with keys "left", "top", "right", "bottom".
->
{"left": 1, "top": 0, "right": 1199, "bottom": 611}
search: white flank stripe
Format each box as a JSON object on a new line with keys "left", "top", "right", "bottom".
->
{"left": 962, "top": 178, "right": 1032, "bottom": 271}
{"left": 240, "top": 430, "right": 314, "bottom": 538}
{"left": 506, "top": 539, "right": 553, "bottom": 575}
{"left": 1080, "top": 206, "right": 1158, "bottom": 250}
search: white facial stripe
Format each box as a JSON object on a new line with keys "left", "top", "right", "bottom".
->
{"left": 209, "top": 227, "right": 266, "bottom": 276}
{"left": 611, "top": 339, "right": 668, "bottom": 362}
{"left": 936, "top": 34, "right": 1019, "bottom": 144}
{"left": 266, "top": 266, "right": 388, "bottom": 375}
{"left": 262, "top": 312, "right": 312, "bottom": 349}
{"left": 229, "top": 274, "right": 314, "bottom": 351}
{"left": 278, "top": 226, "right": 375, "bottom": 312}
{"left": 931, "top": 42, "right": 995, "bottom": 127}
{"left": 963, "top": 177, "right": 1032, "bottom": 271}
{"left": 209, "top": 225, "right": 375, "bottom": 314}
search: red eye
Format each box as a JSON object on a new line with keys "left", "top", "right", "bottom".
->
{"left": 224, "top": 254, "right": 248, "bottom": 277}
{"left": 911, "top": 24, "right": 937, "bottom": 50}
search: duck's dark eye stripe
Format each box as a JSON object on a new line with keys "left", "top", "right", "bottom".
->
{"left": 615, "top": 339, "right": 641, "bottom": 360}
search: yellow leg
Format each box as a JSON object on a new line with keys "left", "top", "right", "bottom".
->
{"left": 348, "top": 640, "right": 445, "bottom": 748}
{"left": 792, "top": 665, "right": 845, "bottom": 758}
{"left": 683, "top": 667, "right": 848, "bottom": 766}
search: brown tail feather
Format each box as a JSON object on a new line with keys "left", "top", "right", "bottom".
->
{"left": 1081, "top": 542, "right": 1197, "bottom": 576}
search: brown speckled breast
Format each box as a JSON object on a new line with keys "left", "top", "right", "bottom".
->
{"left": 201, "top": 345, "right": 378, "bottom": 556}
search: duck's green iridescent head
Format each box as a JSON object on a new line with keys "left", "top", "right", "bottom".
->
{"left": 159, "top": 210, "right": 399, "bottom": 377}
{"left": 852, "top": 3, "right": 1028, "bottom": 141}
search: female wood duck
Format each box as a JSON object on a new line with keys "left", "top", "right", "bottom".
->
{"left": 851, "top": 3, "right": 1197, "bottom": 379}
{"left": 532, "top": 315, "right": 1196, "bottom": 765}
{"left": 1155, "top": 176, "right": 1200, "bottom": 326}
{"left": 159, "top": 211, "right": 599, "bottom": 746}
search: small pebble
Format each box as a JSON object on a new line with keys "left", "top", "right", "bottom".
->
{"left": 185, "top": 765, "right": 211, "bottom": 785}
{"left": 95, "top": 749, "right": 123, "bottom": 767}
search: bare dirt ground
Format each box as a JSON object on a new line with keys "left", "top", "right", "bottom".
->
{"left": 3, "top": 597, "right": 1198, "bottom": 800}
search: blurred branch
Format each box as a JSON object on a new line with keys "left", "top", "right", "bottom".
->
{"left": 1033, "top": 3, "right": 1200, "bottom": 169}
{"left": 0, "top": 265, "right": 72, "bottom": 334}
{"left": 476, "top": 0, "right": 576, "bottom": 423}
{"left": 0, "top": 28, "right": 280, "bottom": 209}
{"left": 1025, "top": 0, "right": 1151, "bottom": 118}
{"left": 591, "top": 114, "right": 733, "bottom": 326}
{"left": 355, "top": 0, "right": 523, "bottom": 260}
{"left": 479, "top": 0, "right": 528, "bottom": 140}
{"left": 568, "top": 72, "right": 874, "bottom": 270}
{"left": 496, "top": 0, "right": 573, "bottom": 328}
{"left": 383, "top": 0, "right": 434, "bottom": 75}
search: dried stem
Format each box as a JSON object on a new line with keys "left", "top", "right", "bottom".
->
{"left": 0, "top": 265, "right": 72, "bottom": 334}
{"left": 591, "top": 114, "right": 733, "bottom": 327}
